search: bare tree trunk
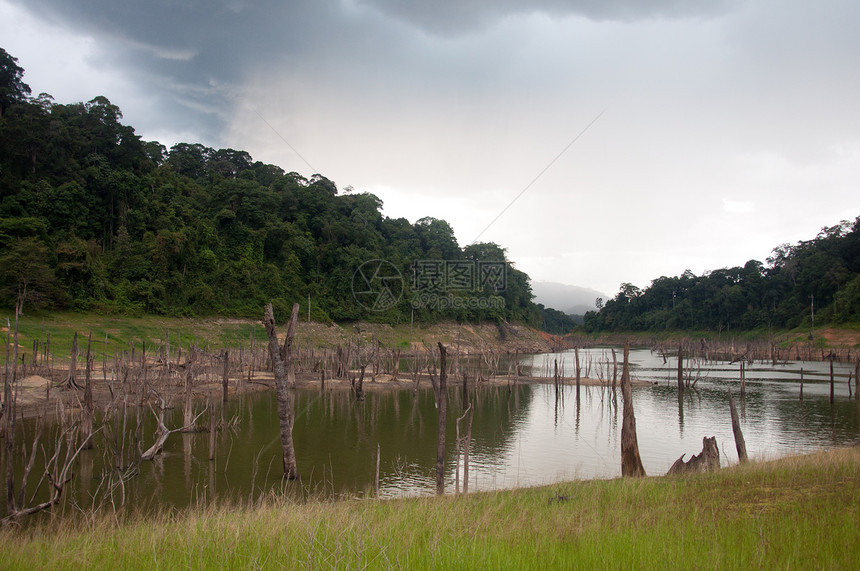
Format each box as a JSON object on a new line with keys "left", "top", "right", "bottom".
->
{"left": 574, "top": 347, "right": 581, "bottom": 400}
{"left": 82, "top": 332, "right": 94, "bottom": 449}
{"left": 64, "top": 331, "right": 80, "bottom": 389}
{"left": 461, "top": 371, "right": 473, "bottom": 494}
{"left": 4, "top": 315, "right": 17, "bottom": 515}
{"left": 854, "top": 359, "right": 860, "bottom": 400}
{"left": 209, "top": 400, "right": 216, "bottom": 462}
{"left": 800, "top": 367, "right": 804, "bottom": 400}
{"left": 182, "top": 345, "right": 196, "bottom": 431}
{"left": 728, "top": 392, "right": 748, "bottom": 463}
{"left": 611, "top": 347, "right": 618, "bottom": 392}
{"left": 677, "top": 343, "right": 684, "bottom": 394}
{"left": 281, "top": 311, "right": 298, "bottom": 389}
{"left": 620, "top": 341, "right": 646, "bottom": 477}
{"left": 263, "top": 302, "right": 300, "bottom": 480}
{"left": 221, "top": 346, "right": 230, "bottom": 403}
{"left": 435, "top": 342, "right": 448, "bottom": 495}
{"left": 375, "top": 443, "right": 381, "bottom": 497}
{"left": 351, "top": 365, "right": 366, "bottom": 401}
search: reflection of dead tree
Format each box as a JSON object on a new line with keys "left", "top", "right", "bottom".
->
{"left": 667, "top": 436, "right": 720, "bottom": 475}
{"left": 620, "top": 341, "right": 646, "bottom": 477}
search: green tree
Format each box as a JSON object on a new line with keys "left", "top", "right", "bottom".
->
{"left": 0, "top": 48, "right": 31, "bottom": 117}
{"left": 0, "top": 237, "right": 61, "bottom": 311}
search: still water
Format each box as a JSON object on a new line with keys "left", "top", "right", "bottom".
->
{"left": 4, "top": 347, "right": 859, "bottom": 514}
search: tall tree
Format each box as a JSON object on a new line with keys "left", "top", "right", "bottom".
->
{"left": 0, "top": 48, "right": 31, "bottom": 117}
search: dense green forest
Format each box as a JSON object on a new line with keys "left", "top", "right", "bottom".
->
{"left": 583, "top": 218, "right": 860, "bottom": 333}
{"left": 3, "top": 47, "right": 855, "bottom": 334}
{"left": 1, "top": 47, "right": 568, "bottom": 327}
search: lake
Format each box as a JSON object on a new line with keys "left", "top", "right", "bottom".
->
{"left": 3, "top": 346, "right": 859, "bottom": 516}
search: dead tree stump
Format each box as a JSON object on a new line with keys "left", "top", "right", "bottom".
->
{"left": 729, "top": 392, "right": 748, "bottom": 463}
{"left": 620, "top": 341, "right": 646, "bottom": 477}
{"left": 667, "top": 436, "right": 720, "bottom": 475}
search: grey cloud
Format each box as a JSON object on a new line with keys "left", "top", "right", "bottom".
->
{"left": 7, "top": 0, "right": 352, "bottom": 143}
{"left": 356, "top": 0, "right": 739, "bottom": 35}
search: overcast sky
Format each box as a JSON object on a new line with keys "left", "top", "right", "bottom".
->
{"left": 2, "top": 0, "right": 858, "bottom": 299}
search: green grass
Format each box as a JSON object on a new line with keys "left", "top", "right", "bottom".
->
{"left": 1, "top": 311, "right": 269, "bottom": 363}
{"left": 3, "top": 447, "right": 858, "bottom": 569}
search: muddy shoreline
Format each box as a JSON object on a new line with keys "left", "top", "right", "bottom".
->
{"left": 7, "top": 367, "right": 656, "bottom": 422}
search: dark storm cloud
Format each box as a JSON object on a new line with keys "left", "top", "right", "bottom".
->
{"left": 6, "top": 0, "right": 353, "bottom": 143}
{"left": 5, "top": 0, "right": 738, "bottom": 144}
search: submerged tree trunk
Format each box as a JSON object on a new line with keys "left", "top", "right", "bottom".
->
{"left": 263, "top": 302, "right": 300, "bottom": 480}
{"left": 182, "top": 345, "right": 196, "bottom": 431}
{"left": 728, "top": 392, "right": 748, "bottom": 463}
{"left": 221, "top": 346, "right": 230, "bottom": 403}
{"left": 854, "top": 358, "right": 859, "bottom": 400}
{"left": 82, "top": 333, "right": 94, "bottom": 449}
{"left": 351, "top": 365, "right": 366, "bottom": 401}
{"left": 620, "top": 341, "right": 646, "bottom": 477}
{"left": 435, "top": 342, "right": 448, "bottom": 495}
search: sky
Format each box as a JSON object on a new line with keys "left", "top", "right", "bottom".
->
{"left": 2, "top": 0, "right": 858, "bottom": 300}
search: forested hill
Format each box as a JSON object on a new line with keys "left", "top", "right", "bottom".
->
{"left": 583, "top": 218, "right": 860, "bottom": 333}
{"left": 0, "top": 47, "right": 561, "bottom": 327}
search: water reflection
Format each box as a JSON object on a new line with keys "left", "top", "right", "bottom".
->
{"left": 2, "top": 346, "right": 859, "bottom": 517}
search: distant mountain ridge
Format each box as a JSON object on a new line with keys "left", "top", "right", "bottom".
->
{"left": 531, "top": 281, "right": 608, "bottom": 315}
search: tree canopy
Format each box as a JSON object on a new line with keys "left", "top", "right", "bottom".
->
{"left": 0, "top": 47, "right": 549, "bottom": 328}
{"left": 583, "top": 219, "right": 860, "bottom": 332}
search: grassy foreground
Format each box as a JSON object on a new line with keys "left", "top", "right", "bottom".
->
{"left": 3, "top": 447, "right": 859, "bottom": 569}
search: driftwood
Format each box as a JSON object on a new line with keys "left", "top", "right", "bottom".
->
{"left": 667, "top": 436, "right": 720, "bottom": 475}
